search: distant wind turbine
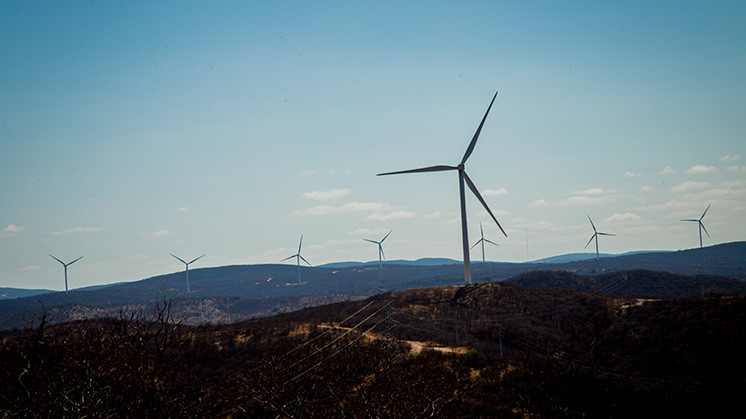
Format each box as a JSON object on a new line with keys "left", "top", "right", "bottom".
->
{"left": 470, "top": 221, "right": 499, "bottom": 262}
{"left": 49, "top": 254, "right": 83, "bottom": 293}
{"left": 170, "top": 253, "right": 205, "bottom": 293}
{"left": 364, "top": 231, "right": 391, "bottom": 269}
{"left": 378, "top": 91, "right": 507, "bottom": 285}
{"left": 585, "top": 216, "right": 614, "bottom": 260}
{"left": 681, "top": 204, "right": 711, "bottom": 249}
{"left": 282, "top": 235, "right": 311, "bottom": 285}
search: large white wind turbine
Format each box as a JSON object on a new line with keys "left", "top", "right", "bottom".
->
{"left": 378, "top": 92, "right": 507, "bottom": 285}
{"left": 681, "top": 204, "right": 711, "bottom": 249}
{"left": 470, "top": 221, "right": 499, "bottom": 263}
{"left": 49, "top": 254, "right": 83, "bottom": 293}
{"left": 282, "top": 235, "right": 311, "bottom": 285}
{"left": 585, "top": 216, "right": 614, "bottom": 260}
{"left": 170, "top": 253, "right": 205, "bottom": 293}
{"left": 364, "top": 231, "right": 392, "bottom": 269}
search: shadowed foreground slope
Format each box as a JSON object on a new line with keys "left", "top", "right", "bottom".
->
{"left": 1, "top": 282, "right": 744, "bottom": 417}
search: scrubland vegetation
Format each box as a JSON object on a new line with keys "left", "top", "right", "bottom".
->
{"left": 2, "top": 280, "right": 745, "bottom": 417}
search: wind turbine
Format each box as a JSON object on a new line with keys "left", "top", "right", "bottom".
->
{"left": 470, "top": 221, "right": 499, "bottom": 263}
{"left": 49, "top": 254, "right": 83, "bottom": 293}
{"left": 585, "top": 216, "right": 615, "bottom": 260}
{"left": 170, "top": 253, "right": 204, "bottom": 293}
{"left": 282, "top": 235, "right": 311, "bottom": 285}
{"left": 681, "top": 204, "right": 711, "bottom": 248}
{"left": 378, "top": 91, "right": 507, "bottom": 285}
{"left": 363, "top": 231, "right": 392, "bottom": 269}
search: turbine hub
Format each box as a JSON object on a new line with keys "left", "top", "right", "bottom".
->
{"left": 458, "top": 164, "right": 465, "bottom": 171}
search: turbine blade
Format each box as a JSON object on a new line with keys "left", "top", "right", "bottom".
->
{"left": 69, "top": 256, "right": 84, "bottom": 265}
{"left": 585, "top": 234, "right": 596, "bottom": 249}
{"left": 463, "top": 171, "right": 507, "bottom": 236}
{"left": 484, "top": 239, "right": 500, "bottom": 246}
{"left": 470, "top": 240, "right": 482, "bottom": 250}
{"left": 461, "top": 91, "right": 498, "bottom": 165}
{"left": 363, "top": 239, "right": 378, "bottom": 244}
{"left": 598, "top": 233, "right": 615, "bottom": 236}
{"left": 380, "top": 245, "right": 386, "bottom": 261}
{"left": 281, "top": 255, "right": 296, "bottom": 262}
{"left": 588, "top": 215, "right": 597, "bottom": 233}
{"left": 381, "top": 230, "right": 392, "bottom": 243}
{"left": 188, "top": 254, "right": 205, "bottom": 264}
{"left": 700, "top": 203, "right": 711, "bottom": 220}
{"left": 680, "top": 219, "right": 698, "bottom": 222}
{"left": 480, "top": 221, "right": 484, "bottom": 237}
{"left": 298, "top": 235, "right": 303, "bottom": 253}
{"left": 299, "top": 255, "right": 312, "bottom": 266}
{"left": 700, "top": 222, "right": 710, "bottom": 238}
{"left": 49, "top": 254, "right": 64, "bottom": 265}
{"left": 377, "top": 165, "right": 458, "bottom": 176}
{"left": 170, "top": 253, "right": 187, "bottom": 264}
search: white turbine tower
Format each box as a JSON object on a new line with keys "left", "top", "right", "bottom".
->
{"left": 363, "top": 231, "right": 392, "bottom": 269}
{"left": 470, "top": 221, "right": 499, "bottom": 263}
{"left": 585, "top": 216, "right": 614, "bottom": 260}
{"left": 170, "top": 253, "right": 204, "bottom": 293}
{"left": 49, "top": 254, "right": 83, "bottom": 293}
{"left": 378, "top": 91, "right": 507, "bottom": 285}
{"left": 681, "top": 204, "right": 711, "bottom": 249}
{"left": 282, "top": 235, "right": 311, "bottom": 285}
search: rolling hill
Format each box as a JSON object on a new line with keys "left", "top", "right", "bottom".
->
{"left": 1, "top": 241, "right": 744, "bottom": 330}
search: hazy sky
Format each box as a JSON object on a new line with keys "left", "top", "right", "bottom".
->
{"left": 2, "top": 1, "right": 745, "bottom": 290}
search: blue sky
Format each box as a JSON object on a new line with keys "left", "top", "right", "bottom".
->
{"left": 1, "top": 1, "right": 745, "bottom": 290}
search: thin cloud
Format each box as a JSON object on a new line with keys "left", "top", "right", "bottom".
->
{"left": 19, "top": 265, "right": 40, "bottom": 271}
{"left": 659, "top": 166, "right": 676, "bottom": 175}
{"left": 727, "top": 166, "right": 746, "bottom": 173}
{"left": 669, "top": 181, "right": 710, "bottom": 193}
{"left": 295, "top": 201, "right": 392, "bottom": 216}
{"left": 0, "top": 224, "right": 25, "bottom": 238}
{"left": 50, "top": 227, "right": 102, "bottom": 236}
{"left": 425, "top": 211, "right": 441, "bottom": 219}
{"left": 482, "top": 188, "right": 508, "bottom": 196}
{"left": 603, "top": 212, "right": 643, "bottom": 223}
{"left": 528, "top": 199, "right": 548, "bottom": 208}
{"left": 624, "top": 171, "right": 642, "bottom": 177}
{"left": 686, "top": 165, "right": 717, "bottom": 174}
{"left": 349, "top": 228, "right": 389, "bottom": 236}
{"left": 150, "top": 230, "right": 170, "bottom": 238}
{"left": 719, "top": 154, "right": 740, "bottom": 162}
{"left": 302, "top": 188, "right": 351, "bottom": 200}
{"left": 556, "top": 195, "right": 612, "bottom": 207}
{"left": 365, "top": 210, "right": 416, "bottom": 221}
{"left": 178, "top": 207, "right": 189, "bottom": 212}
{"left": 573, "top": 188, "right": 605, "bottom": 195}
{"left": 640, "top": 186, "right": 655, "bottom": 192}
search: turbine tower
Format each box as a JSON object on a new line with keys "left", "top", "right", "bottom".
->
{"left": 49, "top": 254, "right": 83, "bottom": 293}
{"left": 282, "top": 235, "right": 311, "bottom": 285}
{"left": 170, "top": 253, "right": 204, "bottom": 293}
{"left": 364, "top": 231, "right": 392, "bottom": 269}
{"left": 681, "top": 204, "right": 710, "bottom": 248}
{"left": 470, "top": 221, "right": 499, "bottom": 262}
{"left": 378, "top": 91, "right": 507, "bottom": 285}
{"left": 585, "top": 216, "right": 615, "bottom": 260}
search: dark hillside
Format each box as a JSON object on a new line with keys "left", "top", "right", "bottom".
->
{"left": 3, "top": 283, "right": 743, "bottom": 417}
{"left": 2, "top": 241, "right": 744, "bottom": 331}
{"left": 508, "top": 269, "right": 746, "bottom": 298}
